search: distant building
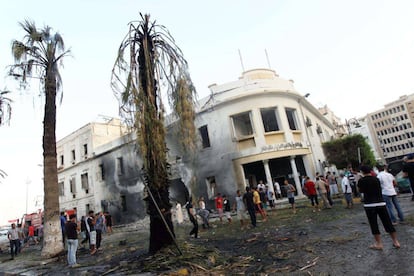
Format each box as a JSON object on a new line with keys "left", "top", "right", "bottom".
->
{"left": 367, "top": 94, "right": 414, "bottom": 163}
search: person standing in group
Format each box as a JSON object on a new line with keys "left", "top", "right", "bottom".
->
{"left": 377, "top": 164, "right": 404, "bottom": 225}
{"left": 17, "top": 224, "right": 25, "bottom": 253}
{"left": 86, "top": 211, "right": 97, "bottom": 255}
{"left": 273, "top": 179, "right": 282, "bottom": 200}
{"left": 186, "top": 197, "right": 199, "bottom": 238}
{"left": 243, "top": 186, "right": 256, "bottom": 228}
{"left": 95, "top": 212, "right": 104, "bottom": 250}
{"left": 26, "top": 222, "right": 38, "bottom": 246}
{"left": 316, "top": 177, "right": 332, "bottom": 209}
{"left": 197, "top": 196, "right": 210, "bottom": 229}
{"left": 234, "top": 189, "right": 247, "bottom": 229}
{"left": 327, "top": 172, "right": 339, "bottom": 197}
{"left": 223, "top": 195, "right": 232, "bottom": 224}
{"left": 104, "top": 212, "right": 113, "bottom": 234}
{"left": 65, "top": 214, "right": 80, "bottom": 268}
{"left": 80, "top": 216, "right": 89, "bottom": 249}
{"left": 253, "top": 186, "right": 267, "bottom": 221}
{"left": 60, "top": 211, "right": 67, "bottom": 245}
{"left": 304, "top": 177, "right": 320, "bottom": 212}
{"left": 357, "top": 165, "right": 400, "bottom": 250}
{"left": 7, "top": 223, "right": 20, "bottom": 260}
{"left": 215, "top": 193, "right": 224, "bottom": 223}
{"left": 284, "top": 180, "right": 297, "bottom": 214}
{"left": 402, "top": 153, "right": 414, "bottom": 201}
{"left": 341, "top": 173, "right": 354, "bottom": 209}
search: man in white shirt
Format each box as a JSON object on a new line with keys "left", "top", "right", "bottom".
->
{"left": 377, "top": 164, "right": 404, "bottom": 225}
{"left": 341, "top": 173, "right": 353, "bottom": 209}
{"left": 7, "top": 223, "right": 19, "bottom": 260}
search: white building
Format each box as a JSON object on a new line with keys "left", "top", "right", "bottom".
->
{"left": 177, "top": 68, "right": 336, "bottom": 201}
{"left": 58, "top": 68, "right": 337, "bottom": 216}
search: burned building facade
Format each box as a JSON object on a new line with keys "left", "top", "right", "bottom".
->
{"left": 58, "top": 68, "right": 336, "bottom": 221}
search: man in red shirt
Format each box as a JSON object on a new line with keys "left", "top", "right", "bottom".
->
{"left": 304, "top": 176, "right": 320, "bottom": 212}
{"left": 27, "top": 224, "right": 38, "bottom": 246}
{"left": 215, "top": 193, "right": 224, "bottom": 222}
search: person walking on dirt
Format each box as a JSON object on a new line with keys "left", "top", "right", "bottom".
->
{"left": 65, "top": 214, "right": 80, "bottom": 267}
{"left": 253, "top": 186, "right": 267, "bottom": 221}
{"left": 7, "top": 223, "right": 19, "bottom": 260}
{"left": 223, "top": 195, "right": 232, "bottom": 223}
{"left": 304, "top": 177, "right": 320, "bottom": 212}
{"left": 357, "top": 165, "right": 400, "bottom": 250}
{"left": 377, "top": 164, "right": 405, "bottom": 225}
{"left": 185, "top": 198, "right": 199, "bottom": 238}
{"left": 234, "top": 189, "right": 247, "bottom": 229}
{"left": 243, "top": 186, "right": 257, "bottom": 228}
{"left": 341, "top": 173, "right": 353, "bottom": 209}
{"left": 284, "top": 180, "right": 297, "bottom": 214}
{"left": 215, "top": 193, "right": 224, "bottom": 223}
{"left": 316, "top": 177, "right": 332, "bottom": 209}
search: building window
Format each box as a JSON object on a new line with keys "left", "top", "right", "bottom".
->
{"left": 99, "top": 164, "right": 105, "bottom": 181}
{"left": 58, "top": 181, "right": 64, "bottom": 196}
{"left": 59, "top": 155, "right": 64, "bottom": 166}
{"left": 117, "top": 157, "right": 124, "bottom": 175}
{"left": 199, "top": 125, "right": 211, "bottom": 148}
{"left": 83, "top": 144, "right": 88, "bottom": 158}
{"left": 231, "top": 111, "right": 254, "bottom": 138}
{"left": 285, "top": 108, "right": 299, "bottom": 130}
{"left": 85, "top": 204, "right": 90, "bottom": 214}
{"left": 81, "top": 173, "right": 89, "bottom": 193}
{"left": 71, "top": 149, "right": 76, "bottom": 163}
{"left": 260, "top": 107, "right": 280, "bottom": 132}
{"left": 206, "top": 176, "right": 216, "bottom": 200}
{"left": 70, "top": 177, "right": 76, "bottom": 198}
{"left": 121, "top": 195, "right": 127, "bottom": 211}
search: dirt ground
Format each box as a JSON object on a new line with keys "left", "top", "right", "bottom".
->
{"left": 0, "top": 193, "right": 413, "bottom": 275}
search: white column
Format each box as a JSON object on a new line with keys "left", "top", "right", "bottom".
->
{"left": 263, "top": 159, "right": 276, "bottom": 199}
{"left": 290, "top": 156, "right": 303, "bottom": 196}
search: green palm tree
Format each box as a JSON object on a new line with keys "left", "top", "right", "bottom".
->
{"left": 0, "top": 90, "right": 12, "bottom": 125}
{"left": 9, "top": 19, "right": 70, "bottom": 257}
{"left": 112, "top": 13, "right": 197, "bottom": 254}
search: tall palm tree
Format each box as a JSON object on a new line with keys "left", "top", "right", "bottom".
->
{"left": 0, "top": 90, "right": 12, "bottom": 125}
{"left": 112, "top": 13, "right": 197, "bottom": 254}
{"left": 9, "top": 19, "right": 70, "bottom": 257}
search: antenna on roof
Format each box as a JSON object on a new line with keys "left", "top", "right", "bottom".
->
{"left": 238, "top": 49, "right": 245, "bottom": 72}
{"left": 265, "top": 49, "right": 271, "bottom": 69}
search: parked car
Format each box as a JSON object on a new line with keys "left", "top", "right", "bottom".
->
{"left": 387, "top": 159, "right": 412, "bottom": 193}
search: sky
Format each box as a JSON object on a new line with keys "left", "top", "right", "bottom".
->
{"left": 1, "top": 0, "right": 414, "bottom": 225}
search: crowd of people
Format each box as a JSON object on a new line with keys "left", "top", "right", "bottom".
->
{"left": 177, "top": 162, "right": 410, "bottom": 251}
{"left": 59, "top": 209, "right": 113, "bottom": 267}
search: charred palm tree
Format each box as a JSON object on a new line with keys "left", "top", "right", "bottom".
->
{"left": 112, "top": 13, "right": 197, "bottom": 254}
{"left": 0, "top": 90, "right": 12, "bottom": 126}
{"left": 9, "top": 19, "right": 70, "bottom": 257}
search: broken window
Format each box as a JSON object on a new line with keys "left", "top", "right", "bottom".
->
{"left": 81, "top": 173, "right": 89, "bottom": 192}
{"left": 83, "top": 144, "right": 88, "bottom": 158}
{"left": 199, "top": 125, "right": 211, "bottom": 148}
{"left": 285, "top": 108, "right": 299, "bottom": 130}
{"left": 58, "top": 181, "right": 64, "bottom": 196}
{"left": 206, "top": 176, "right": 216, "bottom": 200}
{"left": 260, "top": 107, "right": 280, "bottom": 132}
{"left": 70, "top": 177, "right": 76, "bottom": 194}
{"left": 231, "top": 111, "right": 254, "bottom": 138}
{"left": 71, "top": 149, "right": 76, "bottom": 163}
{"left": 121, "top": 195, "right": 127, "bottom": 211}
{"left": 99, "top": 163, "right": 105, "bottom": 181}
{"left": 117, "top": 157, "right": 124, "bottom": 175}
